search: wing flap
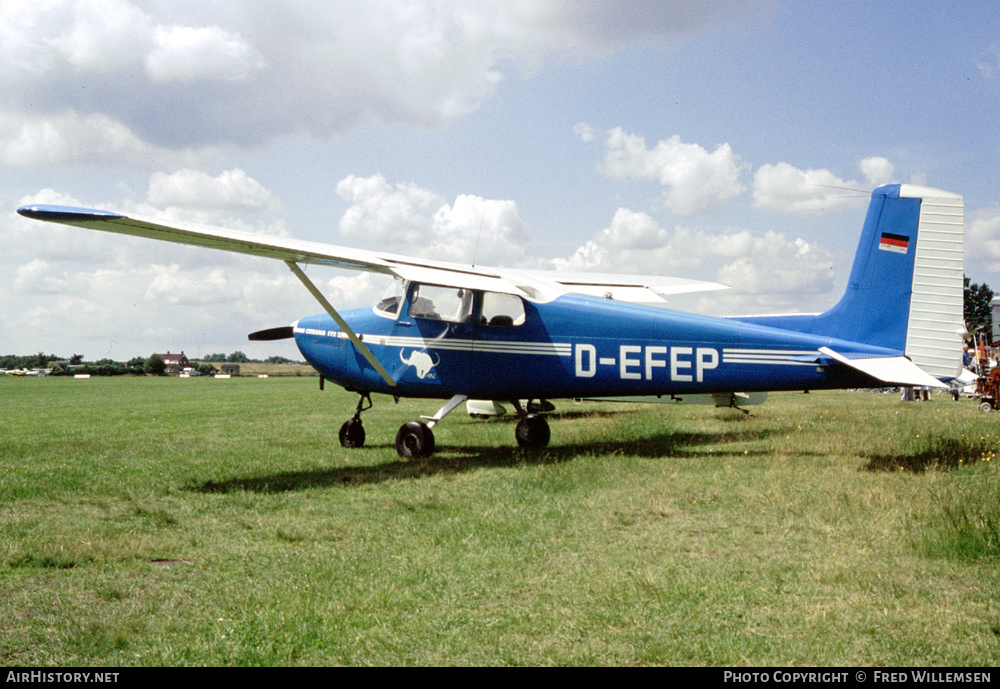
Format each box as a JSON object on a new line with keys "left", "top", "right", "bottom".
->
{"left": 500, "top": 268, "right": 727, "bottom": 303}
{"left": 385, "top": 263, "right": 528, "bottom": 296}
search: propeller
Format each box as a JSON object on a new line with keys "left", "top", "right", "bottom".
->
{"left": 248, "top": 326, "right": 294, "bottom": 341}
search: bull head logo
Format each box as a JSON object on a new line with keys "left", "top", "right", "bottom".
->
{"left": 400, "top": 349, "right": 440, "bottom": 379}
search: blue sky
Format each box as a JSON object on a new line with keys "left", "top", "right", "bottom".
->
{"left": 2, "top": 0, "right": 999, "bottom": 361}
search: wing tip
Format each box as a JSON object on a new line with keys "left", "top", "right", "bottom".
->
{"left": 17, "top": 205, "right": 124, "bottom": 222}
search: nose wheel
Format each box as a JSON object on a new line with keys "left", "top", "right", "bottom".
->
{"left": 339, "top": 393, "right": 372, "bottom": 449}
{"left": 339, "top": 417, "right": 366, "bottom": 448}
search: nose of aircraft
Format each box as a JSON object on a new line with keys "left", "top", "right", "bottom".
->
{"left": 289, "top": 313, "right": 358, "bottom": 388}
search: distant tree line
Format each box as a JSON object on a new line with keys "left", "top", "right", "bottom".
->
{"left": 1, "top": 353, "right": 60, "bottom": 370}
{"left": 200, "top": 351, "right": 299, "bottom": 364}
{"left": 964, "top": 275, "right": 994, "bottom": 340}
{"left": 2, "top": 351, "right": 302, "bottom": 376}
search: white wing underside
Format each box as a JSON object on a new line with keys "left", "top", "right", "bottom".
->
{"left": 16, "top": 206, "right": 727, "bottom": 303}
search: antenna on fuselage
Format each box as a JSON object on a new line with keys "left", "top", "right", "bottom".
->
{"left": 471, "top": 211, "right": 486, "bottom": 268}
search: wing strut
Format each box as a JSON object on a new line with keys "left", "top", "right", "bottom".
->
{"left": 285, "top": 261, "right": 396, "bottom": 388}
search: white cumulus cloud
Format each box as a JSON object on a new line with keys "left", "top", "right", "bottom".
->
{"left": 966, "top": 206, "right": 1000, "bottom": 275}
{"left": 859, "top": 156, "right": 896, "bottom": 187}
{"left": 553, "top": 206, "right": 837, "bottom": 315}
{"left": 146, "top": 25, "right": 266, "bottom": 82}
{"left": 751, "top": 156, "right": 899, "bottom": 214}
{"left": 598, "top": 127, "right": 748, "bottom": 215}
{"left": 0, "top": 1, "right": 769, "bottom": 161}
{"left": 574, "top": 122, "right": 598, "bottom": 143}
{"left": 0, "top": 111, "right": 215, "bottom": 168}
{"left": 336, "top": 174, "right": 528, "bottom": 265}
{"left": 147, "top": 169, "right": 278, "bottom": 212}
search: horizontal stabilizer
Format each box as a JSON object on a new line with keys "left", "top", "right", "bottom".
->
{"left": 818, "top": 347, "right": 947, "bottom": 389}
{"left": 955, "top": 368, "right": 979, "bottom": 385}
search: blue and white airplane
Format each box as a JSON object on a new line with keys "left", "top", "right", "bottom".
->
{"left": 17, "top": 184, "right": 965, "bottom": 458}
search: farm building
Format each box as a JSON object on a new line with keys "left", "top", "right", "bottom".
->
{"left": 158, "top": 352, "right": 190, "bottom": 375}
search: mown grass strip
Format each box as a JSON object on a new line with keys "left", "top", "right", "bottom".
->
{"left": 0, "top": 378, "right": 997, "bottom": 665}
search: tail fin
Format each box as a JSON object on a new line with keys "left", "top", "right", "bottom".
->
{"left": 742, "top": 184, "right": 964, "bottom": 379}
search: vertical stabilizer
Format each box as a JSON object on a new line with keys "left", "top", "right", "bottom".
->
{"left": 736, "top": 184, "right": 964, "bottom": 380}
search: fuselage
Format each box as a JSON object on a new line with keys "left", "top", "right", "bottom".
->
{"left": 293, "top": 284, "right": 898, "bottom": 401}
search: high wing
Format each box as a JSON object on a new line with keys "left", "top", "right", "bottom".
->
{"left": 15, "top": 205, "right": 727, "bottom": 302}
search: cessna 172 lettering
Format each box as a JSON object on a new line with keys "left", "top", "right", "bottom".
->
{"left": 18, "top": 184, "right": 965, "bottom": 459}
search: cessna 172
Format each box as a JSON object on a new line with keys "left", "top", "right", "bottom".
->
{"left": 18, "top": 183, "right": 965, "bottom": 459}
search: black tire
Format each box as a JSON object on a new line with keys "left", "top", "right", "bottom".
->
{"left": 515, "top": 414, "right": 550, "bottom": 449}
{"left": 339, "top": 418, "right": 366, "bottom": 448}
{"left": 395, "top": 420, "right": 435, "bottom": 459}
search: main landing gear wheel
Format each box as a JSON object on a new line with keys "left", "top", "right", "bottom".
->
{"left": 396, "top": 420, "right": 435, "bottom": 459}
{"left": 515, "top": 414, "right": 550, "bottom": 449}
{"left": 339, "top": 417, "right": 366, "bottom": 448}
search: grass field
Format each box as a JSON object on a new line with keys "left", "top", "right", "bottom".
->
{"left": 1, "top": 376, "right": 997, "bottom": 666}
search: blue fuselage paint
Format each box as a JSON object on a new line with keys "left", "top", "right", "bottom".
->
{"left": 291, "top": 184, "right": 951, "bottom": 400}
{"left": 294, "top": 292, "right": 896, "bottom": 401}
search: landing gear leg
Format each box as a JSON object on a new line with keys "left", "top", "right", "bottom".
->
{"left": 339, "top": 392, "right": 371, "bottom": 448}
{"left": 512, "top": 400, "right": 550, "bottom": 450}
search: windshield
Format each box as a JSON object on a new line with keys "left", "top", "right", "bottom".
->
{"left": 374, "top": 278, "right": 406, "bottom": 317}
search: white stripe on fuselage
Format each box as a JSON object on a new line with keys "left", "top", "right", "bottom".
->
{"left": 294, "top": 327, "right": 822, "bottom": 367}
{"left": 722, "top": 348, "right": 822, "bottom": 367}
{"left": 294, "top": 328, "right": 571, "bottom": 356}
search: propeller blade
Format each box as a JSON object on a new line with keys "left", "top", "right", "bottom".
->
{"left": 248, "top": 326, "right": 294, "bottom": 341}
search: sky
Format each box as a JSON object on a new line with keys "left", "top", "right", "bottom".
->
{"left": 2, "top": 0, "right": 999, "bottom": 362}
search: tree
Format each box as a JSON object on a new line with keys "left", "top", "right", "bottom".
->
{"left": 29, "top": 352, "right": 54, "bottom": 369}
{"left": 145, "top": 353, "right": 166, "bottom": 376}
{"left": 265, "top": 356, "right": 297, "bottom": 364}
{"left": 964, "top": 275, "right": 994, "bottom": 340}
{"left": 125, "top": 357, "right": 147, "bottom": 375}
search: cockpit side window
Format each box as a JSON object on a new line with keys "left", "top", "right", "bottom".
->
{"left": 481, "top": 292, "right": 526, "bottom": 327}
{"left": 408, "top": 284, "right": 475, "bottom": 324}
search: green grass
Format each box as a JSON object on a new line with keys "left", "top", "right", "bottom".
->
{"left": 1, "top": 377, "right": 998, "bottom": 665}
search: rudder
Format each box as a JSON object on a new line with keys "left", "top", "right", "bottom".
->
{"left": 898, "top": 185, "right": 964, "bottom": 378}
